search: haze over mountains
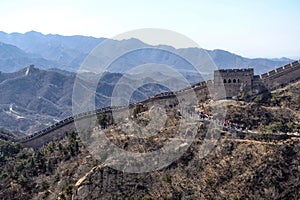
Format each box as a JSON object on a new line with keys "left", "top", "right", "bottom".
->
{"left": 0, "top": 31, "right": 294, "bottom": 74}
{"left": 0, "top": 31, "right": 105, "bottom": 72}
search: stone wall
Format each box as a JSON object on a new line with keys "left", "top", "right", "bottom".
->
{"left": 21, "top": 121, "right": 75, "bottom": 149}
{"left": 260, "top": 60, "right": 300, "bottom": 90}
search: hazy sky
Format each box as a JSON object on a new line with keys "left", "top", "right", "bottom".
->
{"left": 0, "top": 0, "right": 299, "bottom": 58}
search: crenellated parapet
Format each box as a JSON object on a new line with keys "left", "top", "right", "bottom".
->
{"left": 213, "top": 68, "right": 254, "bottom": 99}
{"left": 260, "top": 60, "right": 300, "bottom": 89}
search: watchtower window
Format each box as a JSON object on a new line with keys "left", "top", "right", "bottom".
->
{"left": 223, "top": 79, "right": 227, "bottom": 83}
{"left": 238, "top": 79, "right": 240, "bottom": 83}
{"left": 228, "top": 79, "right": 231, "bottom": 83}
{"left": 233, "top": 79, "right": 236, "bottom": 83}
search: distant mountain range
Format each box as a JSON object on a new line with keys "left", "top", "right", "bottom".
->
{"left": 0, "top": 42, "right": 57, "bottom": 72}
{"left": 0, "top": 31, "right": 295, "bottom": 74}
{"left": 0, "top": 31, "right": 105, "bottom": 72}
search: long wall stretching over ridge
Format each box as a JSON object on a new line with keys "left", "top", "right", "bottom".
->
{"left": 17, "top": 82, "right": 210, "bottom": 149}
{"left": 8, "top": 59, "right": 300, "bottom": 149}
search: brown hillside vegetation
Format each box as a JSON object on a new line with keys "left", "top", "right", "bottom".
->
{"left": 202, "top": 80, "right": 300, "bottom": 133}
{"left": 0, "top": 80, "right": 299, "bottom": 199}
{"left": 1, "top": 128, "right": 299, "bottom": 199}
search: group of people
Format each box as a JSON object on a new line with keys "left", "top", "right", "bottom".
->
{"left": 194, "top": 111, "right": 247, "bottom": 131}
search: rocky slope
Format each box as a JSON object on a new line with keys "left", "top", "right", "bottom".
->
{"left": 0, "top": 122, "right": 299, "bottom": 199}
{"left": 72, "top": 136, "right": 300, "bottom": 200}
{"left": 0, "top": 80, "right": 299, "bottom": 200}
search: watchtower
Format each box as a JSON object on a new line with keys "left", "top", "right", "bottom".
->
{"left": 214, "top": 68, "right": 254, "bottom": 99}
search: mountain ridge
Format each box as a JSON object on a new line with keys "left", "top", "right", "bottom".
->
{"left": 0, "top": 31, "right": 295, "bottom": 74}
{"left": 0, "top": 66, "right": 177, "bottom": 134}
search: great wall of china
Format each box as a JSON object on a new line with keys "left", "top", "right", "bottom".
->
{"left": 1, "top": 60, "right": 300, "bottom": 149}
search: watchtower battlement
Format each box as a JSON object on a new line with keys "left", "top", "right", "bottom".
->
{"left": 213, "top": 60, "right": 300, "bottom": 99}
{"left": 214, "top": 68, "right": 254, "bottom": 99}
{"left": 217, "top": 68, "right": 254, "bottom": 74}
